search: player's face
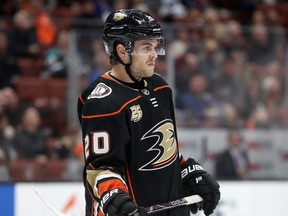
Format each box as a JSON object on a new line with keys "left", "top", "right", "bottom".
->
{"left": 130, "top": 39, "right": 159, "bottom": 79}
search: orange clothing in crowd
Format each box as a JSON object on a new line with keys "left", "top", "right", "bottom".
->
{"left": 35, "top": 12, "right": 56, "bottom": 47}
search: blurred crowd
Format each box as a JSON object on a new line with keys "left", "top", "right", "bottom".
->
{"left": 0, "top": 0, "right": 288, "bottom": 182}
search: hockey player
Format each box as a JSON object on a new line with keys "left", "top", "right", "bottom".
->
{"left": 77, "top": 9, "right": 220, "bottom": 216}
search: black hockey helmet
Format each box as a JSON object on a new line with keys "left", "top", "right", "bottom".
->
{"left": 103, "top": 9, "right": 165, "bottom": 57}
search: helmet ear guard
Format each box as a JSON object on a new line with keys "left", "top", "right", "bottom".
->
{"left": 104, "top": 40, "right": 133, "bottom": 56}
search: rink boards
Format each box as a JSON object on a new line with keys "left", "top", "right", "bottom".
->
{"left": 0, "top": 181, "right": 288, "bottom": 216}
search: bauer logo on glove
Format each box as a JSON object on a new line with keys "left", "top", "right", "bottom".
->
{"left": 181, "top": 164, "right": 205, "bottom": 178}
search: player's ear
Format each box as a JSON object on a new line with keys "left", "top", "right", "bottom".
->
{"left": 116, "top": 44, "right": 129, "bottom": 63}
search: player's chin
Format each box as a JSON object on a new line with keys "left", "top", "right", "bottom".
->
{"left": 146, "top": 65, "right": 155, "bottom": 75}
{"left": 144, "top": 69, "right": 154, "bottom": 77}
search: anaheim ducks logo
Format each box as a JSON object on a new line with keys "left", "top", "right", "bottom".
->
{"left": 113, "top": 12, "right": 126, "bottom": 21}
{"left": 139, "top": 119, "right": 178, "bottom": 171}
{"left": 130, "top": 104, "right": 143, "bottom": 122}
{"left": 87, "top": 83, "right": 112, "bottom": 99}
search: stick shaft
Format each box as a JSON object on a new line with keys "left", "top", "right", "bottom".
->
{"left": 34, "top": 189, "right": 67, "bottom": 216}
{"left": 145, "top": 195, "right": 203, "bottom": 215}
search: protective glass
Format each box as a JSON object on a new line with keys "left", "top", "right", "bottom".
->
{"left": 130, "top": 38, "right": 165, "bottom": 56}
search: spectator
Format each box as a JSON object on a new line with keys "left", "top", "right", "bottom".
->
{"left": 12, "top": 106, "right": 50, "bottom": 161}
{"left": 0, "top": 112, "right": 12, "bottom": 181}
{"left": 174, "top": 49, "right": 201, "bottom": 92}
{"left": 26, "top": 0, "right": 57, "bottom": 49}
{"left": 247, "top": 105, "right": 271, "bottom": 129}
{"left": 168, "top": 28, "right": 191, "bottom": 59}
{"left": 251, "top": 10, "right": 266, "bottom": 26}
{"left": 176, "top": 74, "right": 221, "bottom": 127}
{"left": 199, "top": 38, "right": 225, "bottom": 82}
{"left": 0, "top": 112, "right": 16, "bottom": 162}
{"left": 52, "top": 124, "right": 81, "bottom": 159}
{"left": 43, "top": 29, "right": 69, "bottom": 78}
{"left": 215, "top": 129, "right": 250, "bottom": 180}
{"left": 0, "top": 87, "right": 28, "bottom": 128}
{"left": 7, "top": 9, "right": 40, "bottom": 58}
{"left": 219, "top": 20, "right": 246, "bottom": 57}
{"left": 253, "top": 75, "right": 286, "bottom": 128}
{"left": 219, "top": 102, "right": 244, "bottom": 128}
{"left": 246, "top": 24, "right": 275, "bottom": 64}
{"left": 54, "top": 124, "right": 83, "bottom": 180}
{"left": 158, "top": 0, "right": 187, "bottom": 22}
{"left": 202, "top": 7, "right": 222, "bottom": 39}
{"left": 211, "top": 58, "right": 248, "bottom": 119}
{"left": 0, "top": 31, "right": 20, "bottom": 88}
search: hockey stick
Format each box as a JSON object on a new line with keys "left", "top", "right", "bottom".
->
{"left": 35, "top": 188, "right": 202, "bottom": 216}
{"left": 34, "top": 189, "right": 67, "bottom": 216}
{"left": 145, "top": 194, "right": 203, "bottom": 215}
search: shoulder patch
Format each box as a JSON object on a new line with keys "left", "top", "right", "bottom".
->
{"left": 88, "top": 83, "right": 112, "bottom": 99}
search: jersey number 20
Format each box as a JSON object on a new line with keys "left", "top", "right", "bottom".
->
{"left": 84, "top": 131, "right": 110, "bottom": 159}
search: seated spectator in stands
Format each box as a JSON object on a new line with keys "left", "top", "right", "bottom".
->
{"left": 52, "top": 124, "right": 81, "bottom": 159}
{"left": 247, "top": 105, "right": 270, "bottom": 129}
{"left": 211, "top": 57, "right": 249, "bottom": 119}
{"left": 219, "top": 102, "right": 244, "bottom": 129}
{"left": 174, "top": 49, "right": 201, "bottom": 93}
{"left": 0, "top": 31, "right": 20, "bottom": 89}
{"left": 0, "top": 112, "right": 16, "bottom": 162}
{"left": 7, "top": 10, "right": 40, "bottom": 59}
{"left": 215, "top": 129, "right": 250, "bottom": 180}
{"left": 53, "top": 124, "right": 83, "bottom": 180}
{"left": 219, "top": 20, "right": 246, "bottom": 58}
{"left": 261, "top": 75, "right": 286, "bottom": 128}
{"left": 0, "top": 112, "right": 13, "bottom": 181}
{"left": 176, "top": 74, "right": 221, "bottom": 127}
{"left": 168, "top": 28, "right": 190, "bottom": 59}
{"left": 43, "top": 29, "right": 69, "bottom": 78}
{"left": 0, "top": 87, "right": 28, "bottom": 128}
{"left": 26, "top": 0, "right": 56, "bottom": 50}
{"left": 158, "top": 0, "right": 187, "bottom": 22}
{"left": 12, "top": 106, "right": 50, "bottom": 161}
{"left": 248, "top": 75, "right": 286, "bottom": 129}
{"left": 246, "top": 24, "right": 275, "bottom": 65}
{"left": 1, "top": 86, "right": 59, "bottom": 135}
{"left": 199, "top": 38, "right": 225, "bottom": 82}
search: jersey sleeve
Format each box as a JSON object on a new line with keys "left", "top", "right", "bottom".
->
{"left": 79, "top": 96, "right": 131, "bottom": 199}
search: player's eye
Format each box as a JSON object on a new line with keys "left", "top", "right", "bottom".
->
{"left": 142, "top": 45, "right": 153, "bottom": 53}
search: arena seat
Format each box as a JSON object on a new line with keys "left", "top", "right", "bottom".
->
{"left": 8, "top": 159, "right": 68, "bottom": 182}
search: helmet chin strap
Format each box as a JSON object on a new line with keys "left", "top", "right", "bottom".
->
{"left": 113, "top": 52, "right": 145, "bottom": 88}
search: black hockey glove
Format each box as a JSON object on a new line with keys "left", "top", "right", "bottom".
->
{"left": 181, "top": 158, "right": 220, "bottom": 216}
{"left": 100, "top": 188, "right": 147, "bottom": 216}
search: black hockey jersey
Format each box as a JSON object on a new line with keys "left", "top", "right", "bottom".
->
{"left": 77, "top": 72, "right": 190, "bottom": 216}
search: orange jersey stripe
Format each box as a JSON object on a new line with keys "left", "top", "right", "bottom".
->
{"left": 154, "top": 84, "right": 170, "bottom": 92}
{"left": 153, "top": 150, "right": 178, "bottom": 167}
{"left": 98, "top": 178, "right": 128, "bottom": 197}
{"left": 79, "top": 94, "right": 85, "bottom": 105}
{"left": 125, "top": 164, "right": 136, "bottom": 201}
{"left": 82, "top": 95, "right": 142, "bottom": 119}
{"left": 102, "top": 73, "right": 123, "bottom": 85}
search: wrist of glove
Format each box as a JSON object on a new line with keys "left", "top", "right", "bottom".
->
{"left": 181, "top": 158, "right": 220, "bottom": 216}
{"left": 100, "top": 188, "right": 147, "bottom": 216}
